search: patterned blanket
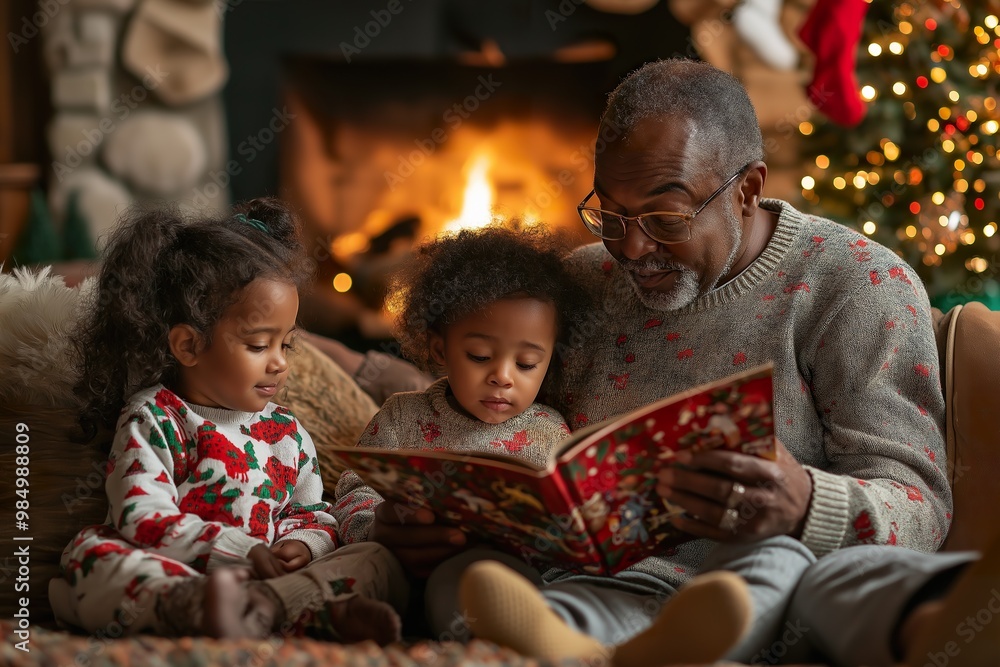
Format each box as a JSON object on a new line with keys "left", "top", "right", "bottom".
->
{"left": 0, "top": 621, "right": 561, "bottom": 667}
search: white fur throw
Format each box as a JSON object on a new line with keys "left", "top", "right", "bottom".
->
{"left": 0, "top": 266, "right": 95, "bottom": 408}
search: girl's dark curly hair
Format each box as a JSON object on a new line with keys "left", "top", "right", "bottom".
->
{"left": 74, "top": 197, "right": 311, "bottom": 439}
{"left": 388, "top": 224, "right": 592, "bottom": 404}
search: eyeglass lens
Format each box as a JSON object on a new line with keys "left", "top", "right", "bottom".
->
{"left": 582, "top": 210, "right": 689, "bottom": 243}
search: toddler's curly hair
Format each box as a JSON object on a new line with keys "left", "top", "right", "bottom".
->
{"left": 388, "top": 225, "right": 592, "bottom": 402}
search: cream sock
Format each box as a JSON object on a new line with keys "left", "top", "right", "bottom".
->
{"left": 612, "top": 571, "right": 753, "bottom": 667}
{"left": 460, "top": 560, "right": 611, "bottom": 663}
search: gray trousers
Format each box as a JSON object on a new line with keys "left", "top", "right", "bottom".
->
{"left": 426, "top": 536, "right": 816, "bottom": 664}
{"left": 783, "top": 545, "right": 978, "bottom": 667}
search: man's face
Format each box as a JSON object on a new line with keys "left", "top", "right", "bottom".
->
{"left": 594, "top": 115, "right": 746, "bottom": 311}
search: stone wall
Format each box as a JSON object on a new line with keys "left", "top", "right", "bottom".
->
{"left": 42, "top": 0, "right": 229, "bottom": 250}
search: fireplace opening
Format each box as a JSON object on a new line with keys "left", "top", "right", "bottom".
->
{"left": 280, "top": 57, "right": 619, "bottom": 342}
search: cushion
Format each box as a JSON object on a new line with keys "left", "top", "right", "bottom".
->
{"left": 0, "top": 267, "right": 93, "bottom": 408}
{"left": 0, "top": 405, "right": 110, "bottom": 625}
{"left": 935, "top": 302, "right": 1000, "bottom": 553}
{"left": 281, "top": 337, "right": 378, "bottom": 490}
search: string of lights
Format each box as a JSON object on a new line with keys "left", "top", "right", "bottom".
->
{"left": 801, "top": 1, "right": 999, "bottom": 306}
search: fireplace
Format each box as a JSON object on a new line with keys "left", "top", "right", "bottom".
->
{"left": 221, "top": 1, "right": 694, "bottom": 341}
{"left": 279, "top": 57, "right": 619, "bottom": 339}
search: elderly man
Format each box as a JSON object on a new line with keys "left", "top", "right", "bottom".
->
{"left": 361, "top": 59, "right": 994, "bottom": 666}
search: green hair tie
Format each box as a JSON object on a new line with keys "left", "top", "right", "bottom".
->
{"left": 235, "top": 213, "right": 268, "bottom": 233}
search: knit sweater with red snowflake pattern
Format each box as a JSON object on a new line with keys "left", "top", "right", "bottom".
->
{"left": 102, "top": 385, "right": 338, "bottom": 573}
{"left": 545, "top": 198, "right": 951, "bottom": 594}
{"left": 332, "top": 377, "right": 571, "bottom": 543}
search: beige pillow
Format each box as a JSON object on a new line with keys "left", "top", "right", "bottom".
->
{"left": 0, "top": 406, "right": 110, "bottom": 625}
{"left": 281, "top": 337, "right": 378, "bottom": 492}
{"left": 936, "top": 303, "right": 1000, "bottom": 554}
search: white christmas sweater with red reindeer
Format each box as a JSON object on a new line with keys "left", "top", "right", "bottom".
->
{"left": 332, "top": 377, "right": 570, "bottom": 543}
{"left": 103, "top": 385, "right": 337, "bottom": 572}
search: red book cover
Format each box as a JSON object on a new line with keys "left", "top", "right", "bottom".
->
{"left": 326, "top": 363, "right": 775, "bottom": 575}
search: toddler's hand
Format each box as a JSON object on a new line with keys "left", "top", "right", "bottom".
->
{"left": 271, "top": 540, "right": 312, "bottom": 573}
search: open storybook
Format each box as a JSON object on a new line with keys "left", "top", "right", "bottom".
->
{"left": 325, "top": 363, "right": 776, "bottom": 575}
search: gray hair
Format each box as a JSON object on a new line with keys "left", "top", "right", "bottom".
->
{"left": 600, "top": 59, "right": 764, "bottom": 178}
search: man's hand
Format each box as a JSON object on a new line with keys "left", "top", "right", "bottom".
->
{"left": 271, "top": 540, "right": 312, "bottom": 573}
{"left": 248, "top": 544, "right": 289, "bottom": 579}
{"left": 656, "top": 438, "right": 813, "bottom": 542}
{"left": 368, "top": 499, "right": 467, "bottom": 577}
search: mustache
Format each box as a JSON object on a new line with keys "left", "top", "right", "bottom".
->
{"left": 619, "top": 258, "right": 689, "bottom": 273}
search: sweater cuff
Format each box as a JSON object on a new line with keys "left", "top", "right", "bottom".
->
{"left": 262, "top": 570, "right": 325, "bottom": 621}
{"left": 206, "top": 530, "right": 265, "bottom": 570}
{"left": 343, "top": 514, "right": 376, "bottom": 544}
{"left": 278, "top": 530, "right": 336, "bottom": 560}
{"left": 799, "top": 466, "right": 850, "bottom": 557}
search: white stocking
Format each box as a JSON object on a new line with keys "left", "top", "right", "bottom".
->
{"left": 732, "top": 0, "right": 798, "bottom": 71}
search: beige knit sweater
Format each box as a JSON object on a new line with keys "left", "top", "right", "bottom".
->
{"left": 544, "top": 199, "right": 951, "bottom": 594}
{"left": 332, "top": 377, "right": 570, "bottom": 543}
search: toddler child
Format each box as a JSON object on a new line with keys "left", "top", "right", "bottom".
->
{"left": 49, "top": 198, "right": 405, "bottom": 643}
{"left": 333, "top": 225, "right": 758, "bottom": 666}
{"left": 332, "top": 225, "right": 592, "bottom": 541}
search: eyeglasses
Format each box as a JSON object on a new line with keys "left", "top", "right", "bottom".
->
{"left": 577, "top": 164, "right": 750, "bottom": 245}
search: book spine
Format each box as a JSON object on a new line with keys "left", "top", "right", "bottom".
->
{"left": 553, "top": 464, "right": 609, "bottom": 575}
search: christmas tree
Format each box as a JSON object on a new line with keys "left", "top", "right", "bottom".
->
{"left": 63, "top": 191, "right": 98, "bottom": 261}
{"left": 801, "top": 1, "right": 1000, "bottom": 309}
{"left": 10, "top": 189, "right": 62, "bottom": 267}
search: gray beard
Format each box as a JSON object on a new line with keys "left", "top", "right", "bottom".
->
{"left": 622, "top": 213, "right": 743, "bottom": 311}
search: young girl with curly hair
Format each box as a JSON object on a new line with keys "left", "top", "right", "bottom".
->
{"left": 49, "top": 198, "right": 405, "bottom": 643}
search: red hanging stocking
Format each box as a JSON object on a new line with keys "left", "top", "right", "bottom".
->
{"left": 799, "top": 0, "right": 870, "bottom": 127}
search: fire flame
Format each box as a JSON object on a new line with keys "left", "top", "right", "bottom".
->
{"left": 443, "top": 153, "right": 494, "bottom": 233}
